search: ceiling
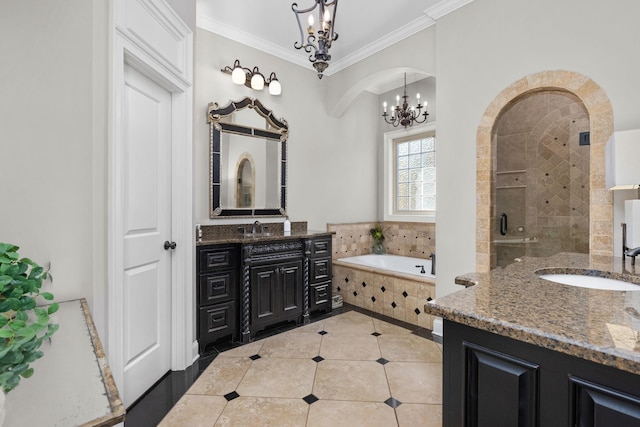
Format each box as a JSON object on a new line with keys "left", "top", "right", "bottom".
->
{"left": 196, "top": 0, "right": 474, "bottom": 90}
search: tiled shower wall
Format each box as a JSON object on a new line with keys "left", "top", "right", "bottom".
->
{"left": 495, "top": 91, "right": 590, "bottom": 267}
{"left": 327, "top": 221, "right": 436, "bottom": 260}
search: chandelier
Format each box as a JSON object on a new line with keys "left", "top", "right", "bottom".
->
{"left": 292, "top": 0, "right": 338, "bottom": 79}
{"left": 382, "top": 73, "right": 429, "bottom": 128}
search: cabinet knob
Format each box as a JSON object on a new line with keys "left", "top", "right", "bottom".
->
{"left": 164, "top": 241, "right": 177, "bottom": 250}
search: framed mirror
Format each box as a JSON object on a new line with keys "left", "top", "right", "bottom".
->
{"left": 207, "top": 97, "right": 288, "bottom": 218}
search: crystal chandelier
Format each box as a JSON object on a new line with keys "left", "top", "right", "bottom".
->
{"left": 382, "top": 73, "right": 429, "bottom": 128}
{"left": 292, "top": 0, "right": 338, "bottom": 79}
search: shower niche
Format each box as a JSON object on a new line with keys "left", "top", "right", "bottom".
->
{"left": 493, "top": 91, "right": 590, "bottom": 268}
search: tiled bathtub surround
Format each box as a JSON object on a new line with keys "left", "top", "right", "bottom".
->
{"left": 333, "top": 264, "right": 435, "bottom": 330}
{"left": 327, "top": 222, "right": 435, "bottom": 260}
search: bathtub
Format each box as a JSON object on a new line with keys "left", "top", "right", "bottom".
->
{"left": 332, "top": 254, "right": 436, "bottom": 330}
{"left": 336, "top": 254, "right": 435, "bottom": 279}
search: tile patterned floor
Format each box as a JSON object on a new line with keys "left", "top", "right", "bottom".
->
{"left": 159, "top": 310, "right": 443, "bottom": 426}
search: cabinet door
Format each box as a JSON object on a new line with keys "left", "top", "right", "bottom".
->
{"left": 251, "top": 264, "right": 278, "bottom": 325}
{"left": 310, "top": 257, "right": 331, "bottom": 283}
{"left": 465, "top": 342, "right": 539, "bottom": 427}
{"left": 280, "top": 260, "right": 303, "bottom": 315}
{"left": 310, "top": 281, "right": 331, "bottom": 312}
{"left": 571, "top": 377, "right": 640, "bottom": 427}
{"left": 199, "top": 270, "right": 236, "bottom": 305}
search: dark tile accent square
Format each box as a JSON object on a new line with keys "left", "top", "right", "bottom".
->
{"left": 249, "top": 354, "right": 261, "bottom": 361}
{"left": 353, "top": 291, "right": 358, "bottom": 297}
{"left": 381, "top": 286, "right": 386, "bottom": 292}
{"left": 337, "top": 286, "right": 341, "bottom": 292}
{"left": 391, "top": 301, "right": 397, "bottom": 308}
{"left": 303, "top": 394, "right": 319, "bottom": 405}
{"left": 312, "top": 356, "right": 324, "bottom": 363}
{"left": 377, "top": 357, "right": 389, "bottom": 365}
{"left": 224, "top": 391, "right": 240, "bottom": 401}
{"left": 345, "top": 277, "right": 349, "bottom": 283}
{"left": 372, "top": 332, "right": 381, "bottom": 337}
{"left": 371, "top": 296, "right": 376, "bottom": 303}
{"left": 318, "top": 331, "right": 328, "bottom": 335}
{"left": 402, "top": 291, "right": 408, "bottom": 298}
{"left": 362, "top": 281, "right": 367, "bottom": 287}
{"left": 414, "top": 308, "right": 421, "bottom": 315}
{"left": 385, "top": 397, "right": 402, "bottom": 408}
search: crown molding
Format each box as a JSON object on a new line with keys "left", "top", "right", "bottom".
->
{"left": 425, "top": 0, "right": 475, "bottom": 20}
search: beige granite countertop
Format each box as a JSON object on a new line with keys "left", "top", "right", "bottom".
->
{"left": 424, "top": 253, "right": 640, "bottom": 375}
{"left": 196, "top": 229, "right": 333, "bottom": 246}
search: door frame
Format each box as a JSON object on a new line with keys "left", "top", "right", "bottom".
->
{"left": 108, "top": 0, "right": 195, "bottom": 396}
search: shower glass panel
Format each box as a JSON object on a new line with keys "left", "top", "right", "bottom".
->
{"left": 493, "top": 91, "right": 590, "bottom": 268}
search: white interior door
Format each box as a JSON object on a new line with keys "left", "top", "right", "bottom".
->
{"left": 121, "top": 65, "right": 172, "bottom": 406}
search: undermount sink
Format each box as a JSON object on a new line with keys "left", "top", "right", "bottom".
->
{"left": 538, "top": 272, "right": 640, "bottom": 291}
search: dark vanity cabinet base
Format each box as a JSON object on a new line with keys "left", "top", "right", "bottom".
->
{"left": 309, "top": 236, "right": 332, "bottom": 314}
{"left": 443, "top": 320, "right": 640, "bottom": 427}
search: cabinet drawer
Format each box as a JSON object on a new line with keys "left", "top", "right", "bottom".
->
{"left": 198, "top": 301, "right": 236, "bottom": 342}
{"left": 311, "top": 237, "right": 331, "bottom": 256}
{"left": 199, "top": 270, "right": 236, "bottom": 305}
{"left": 199, "top": 246, "right": 238, "bottom": 272}
{"left": 311, "top": 257, "right": 332, "bottom": 283}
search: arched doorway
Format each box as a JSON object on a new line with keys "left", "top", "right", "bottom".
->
{"left": 476, "top": 71, "right": 614, "bottom": 272}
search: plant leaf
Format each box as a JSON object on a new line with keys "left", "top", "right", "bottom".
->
{"left": 47, "top": 302, "right": 59, "bottom": 315}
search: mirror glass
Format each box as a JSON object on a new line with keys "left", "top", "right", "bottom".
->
{"left": 208, "top": 98, "right": 288, "bottom": 218}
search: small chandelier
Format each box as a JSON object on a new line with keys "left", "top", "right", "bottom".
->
{"left": 382, "top": 73, "right": 429, "bottom": 128}
{"left": 292, "top": 0, "right": 338, "bottom": 79}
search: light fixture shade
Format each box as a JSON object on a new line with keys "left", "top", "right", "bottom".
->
{"left": 250, "top": 73, "right": 264, "bottom": 90}
{"left": 268, "top": 79, "right": 281, "bottom": 95}
{"left": 605, "top": 129, "right": 640, "bottom": 190}
{"left": 231, "top": 66, "right": 246, "bottom": 85}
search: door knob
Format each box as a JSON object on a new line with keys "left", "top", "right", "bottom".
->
{"left": 164, "top": 241, "right": 177, "bottom": 250}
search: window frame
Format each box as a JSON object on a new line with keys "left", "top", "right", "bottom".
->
{"left": 383, "top": 122, "right": 437, "bottom": 223}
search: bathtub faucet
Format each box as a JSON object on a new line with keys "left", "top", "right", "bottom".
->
{"left": 415, "top": 265, "right": 426, "bottom": 274}
{"left": 429, "top": 253, "right": 436, "bottom": 275}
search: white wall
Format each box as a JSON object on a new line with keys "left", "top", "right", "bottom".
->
{"left": 194, "top": 29, "right": 379, "bottom": 230}
{"left": 0, "top": 1, "right": 98, "bottom": 304}
{"left": 435, "top": 0, "right": 640, "bottom": 297}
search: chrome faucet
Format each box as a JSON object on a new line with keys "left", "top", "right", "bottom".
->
{"left": 252, "top": 220, "right": 263, "bottom": 235}
{"left": 415, "top": 265, "right": 426, "bottom": 274}
{"left": 626, "top": 247, "right": 640, "bottom": 266}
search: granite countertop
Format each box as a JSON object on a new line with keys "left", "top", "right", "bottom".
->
{"left": 424, "top": 252, "right": 640, "bottom": 374}
{"left": 196, "top": 229, "right": 333, "bottom": 246}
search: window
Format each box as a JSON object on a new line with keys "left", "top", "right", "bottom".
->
{"left": 395, "top": 134, "right": 436, "bottom": 212}
{"left": 383, "top": 124, "right": 436, "bottom": 222}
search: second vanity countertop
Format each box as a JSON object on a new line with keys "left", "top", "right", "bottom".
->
{"left": 196, "top": 229, "right": 334, "bottom": 246}
{"left": 424, "top": 252, "right": 640, "bottom": 375}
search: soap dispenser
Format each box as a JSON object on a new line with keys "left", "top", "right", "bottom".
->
{"left": 284, "top": 216, "right": 291, "bottom": 235}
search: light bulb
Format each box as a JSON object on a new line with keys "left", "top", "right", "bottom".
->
{"left": 268, "top": 79, "right": 281, "bottom": 96}
{"left": 231, "top": 66, "right": 245, "bottom": 85}
{"left": 307, "top": 14, "right": 314, "bottom": 33}
{"left": 416, "top": 93, "right": 421, "bottom": 100}
{"left": 251, "top": 73, "right": 264, "bottom": 90}
{"left": 396, "top": 95, "right": 400, "bottom": 105}
{"left": 383, "top": 101, "right": 387, "bottom": 112}
{"left": 423, "top": 100, "right": 428, "bottom": 108}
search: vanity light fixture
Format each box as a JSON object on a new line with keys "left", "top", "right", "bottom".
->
{"left": 292, "top": 0, "right": 338, "bottom": 79}
{"left": 221, "top": 60, "right": 282, "bottom": 95}
{"left": 382, "top": 73, "right": 429, "bottom": 128}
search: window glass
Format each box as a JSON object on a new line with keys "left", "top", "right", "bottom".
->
{"left": 395, "top": 134, "right": 436, "bottom": 213}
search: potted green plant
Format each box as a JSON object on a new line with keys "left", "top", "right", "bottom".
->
{"left": 0, "top": 243, "right": 59, "bottom": 422}
{"left": 369, "top": 223, "right": 386, "bottom": 254}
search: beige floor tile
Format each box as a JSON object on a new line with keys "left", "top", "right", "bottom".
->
{"left": 287, "top": 320, "right": 326, "bottom": 334}
{"left": 319, "top": 333, "right": 381, "bottom": 360}
{"left": 218, "top": 340, "right": 264, "bottom": 358}
{"left": 373, "top": 318, "right": 412, "bottom": 335}
{"left": 396, "top": 403, "right": 442, "bottom": 427}
{"left": 187, "top": 356, "right": 252, "bottom": 396}
{"left": 385, "top": 362, "right": 442, "bottom": 404}
{"left": 378, "top": 334, "right": 442, "bottom": 362}
{"left": 236, "top": 357, "right": 316, "bottom": 398}
{"left": 307, "top": 400, "right": 397, "bottom": 427}
{"left": 313, "top": 360, "right": 390, "bottom": 402}
{"left": 214, "top": 397, "right": 309, "bottom": 427}
{"left": 158, "top": 394, "right": 227, "bottom": 427}
{"left": 322, "top": 311, "right": 375, "bottom": 334}
{"left": 260, "top": 331, "right": 322, "bottom": 359}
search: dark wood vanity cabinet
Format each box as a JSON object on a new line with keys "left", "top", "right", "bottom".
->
{"left": 444, "top": 320, "right": 640, "bottom": 427}
{"left": 196, "top": 245, "right": 239, "bottom": 352}
{"left": 196, "top": 235, "right": 333, "bottom": 349}
{"left": 309, "top": 236, "right": 332, "bottom": 314}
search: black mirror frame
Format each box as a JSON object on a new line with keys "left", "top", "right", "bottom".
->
{"left": 207, "top": 97, "right": 288, "bottom": 218}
